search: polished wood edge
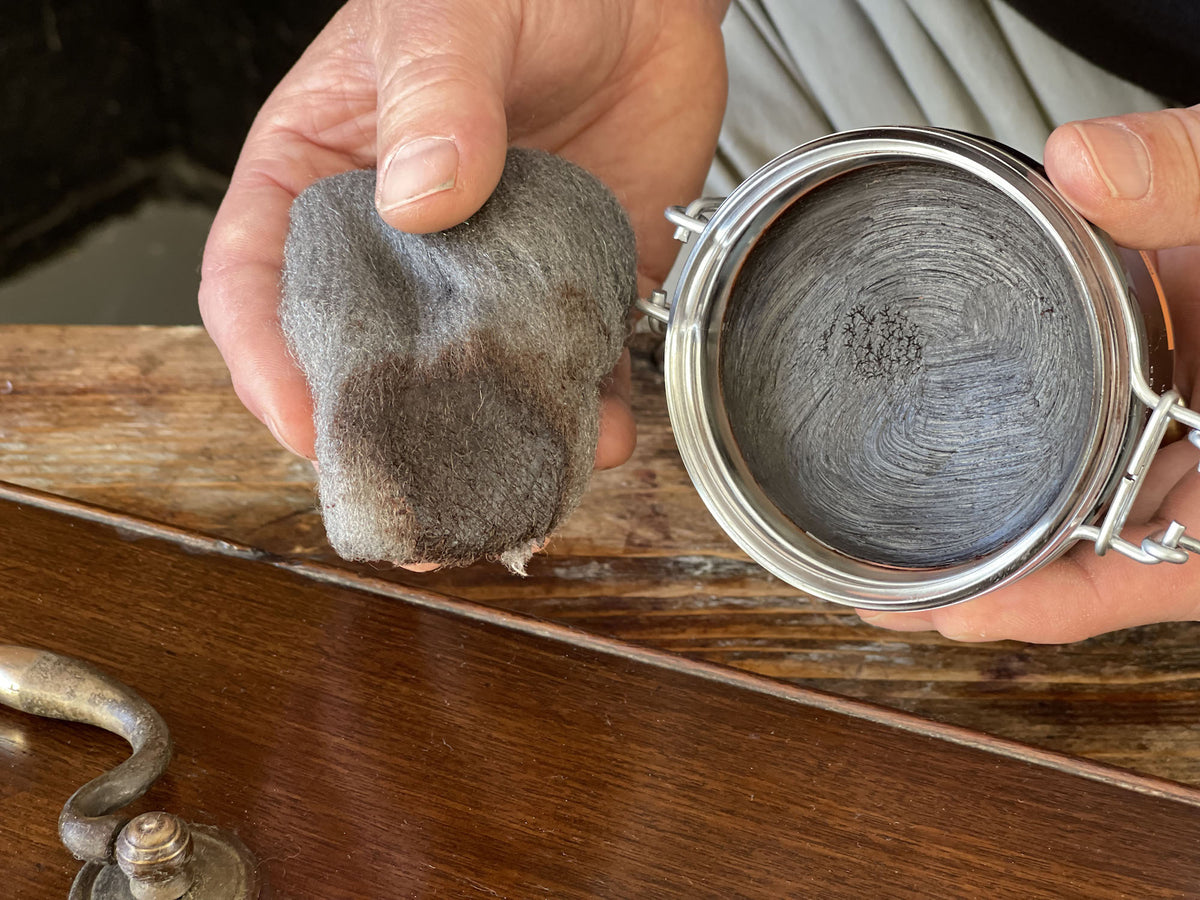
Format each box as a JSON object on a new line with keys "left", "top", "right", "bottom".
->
{"left": 6, "top": 478, "right": 1200, "bottom": 809}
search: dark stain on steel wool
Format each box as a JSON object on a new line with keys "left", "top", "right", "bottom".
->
{"left": 720, "top": 161, "right": 1099, "bottom": 567}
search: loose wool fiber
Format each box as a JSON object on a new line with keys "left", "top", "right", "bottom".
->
{"left": 721, "top": 160, "right": 1098, "bottom": 567}
{"left": 282, "top": 148, "right": 637, "bottom": 571}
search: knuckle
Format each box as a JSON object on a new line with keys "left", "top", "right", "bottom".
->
{"left": 1156, "top": 108, "right": 1200, "bottom": 209}
{"left": 375, "top": 53, "right": 482, "bottom": 118}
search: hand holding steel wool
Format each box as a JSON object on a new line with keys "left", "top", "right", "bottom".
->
{"left": 196, "top": 0, "right": 722, "bottom": 574}
{"left": 199, "top": 0, "right": 1200, "bottom": 641}
{"left": 280, "top": 149, "right": 636, "bottom": 572}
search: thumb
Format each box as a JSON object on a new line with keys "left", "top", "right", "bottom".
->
{"left": 368, "top": 1, "right": 514, "bottom": 233}
{"left": 1044, "top": 105, "right": 1200, "bottom": 249}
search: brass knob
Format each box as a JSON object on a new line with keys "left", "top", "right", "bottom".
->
{"left": 116, "top": 812, "right": 195, "bottom": 900}
{"left": 0, "top": 646, "right": 260, "bottom": 899}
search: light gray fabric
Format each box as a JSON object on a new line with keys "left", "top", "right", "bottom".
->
{"left": 281, "top": 148, "right": 636, "bottom": 571}
{"left": 709, "top": 0, "right": 1165, "bottom": 193}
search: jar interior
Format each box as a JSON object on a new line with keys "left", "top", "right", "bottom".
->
{"left": 719, "top": 159, "right": 1099, "bottom": 568}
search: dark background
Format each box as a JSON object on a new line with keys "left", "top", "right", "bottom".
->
{"left": 3, "top": 1, "right": 1196, "bottom": 321}
{"left": 0, "top": 0, "right": 341, "bottom": 280}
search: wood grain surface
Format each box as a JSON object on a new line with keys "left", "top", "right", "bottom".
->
{"left": 2, "top": 325, "right": 1200, "bottom": 789}
{"left": 3, "top": 495, "right": 1200, "bottom": 899}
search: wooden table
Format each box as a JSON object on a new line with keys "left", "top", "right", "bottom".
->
{"left": 3, "top": 323, "right": 1199, "bottom": 792}
{"left": 7, "top": 493, "right": 1200, "bottom": 898}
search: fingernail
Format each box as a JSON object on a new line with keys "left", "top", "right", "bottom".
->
{"left": 1073, "top": 122, "right": 1151, "bottom": 200}
{"left": 857, "top": 610, "right": 936, "bottom": 632}
{"left": 379, "top": 137, "right": 458, "bottom": 210}
{"left": 403, "top": 562, "right": 442, "bottom": 573}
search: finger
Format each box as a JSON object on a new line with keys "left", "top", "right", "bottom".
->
{"left": 595, "top": 350, "right": 636, "bottom": 470}
{"left": 860, "top": 439, "right": 1200, "bottom": 641}
{"left": 200, "top": 154, "right": 333, "bottom": 459}
{"left": 931, "top": 478, "right": 1200, "bottom": 646}
{"left": 1126, "top": 436, "right": 1200, "bottom": 522}
{"left": 369, "top": 0, "right": 514, "bottom": 233}
{"left": 930, "top": 533, "right": 1200, "bottom": 644}
{"left": 1044, "top": 105, "right": 1200, "bottom": 249}
{"left": 1153, "top": 245, "right": 1200, "bottom": 399}
{"left": 856, "top": 609, "right": 936, "bottom": 632}
{"left": 199, "top": 231, "right": 317, "bottom": 459}
{"left": 861, "top": 546, "right": 1198, "bottom": 644}
{"left": 200, "top": 10, "right": 378, "bottom": 459}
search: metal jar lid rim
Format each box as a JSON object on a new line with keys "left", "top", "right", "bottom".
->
{"left": 655, "top": 127, "right": 1144, "bottom": 610}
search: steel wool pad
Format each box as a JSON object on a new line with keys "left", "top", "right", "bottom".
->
{"left": 281, "top": 148, "right": 637, "bottom": 572}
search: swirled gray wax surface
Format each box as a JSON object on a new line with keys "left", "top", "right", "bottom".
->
{"left": 720, "top": 161, "right": 1099, "bottom": 567}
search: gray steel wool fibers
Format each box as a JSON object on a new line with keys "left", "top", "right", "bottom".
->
{"left": 282, "top": 148, "right": 637, "bottom": 572}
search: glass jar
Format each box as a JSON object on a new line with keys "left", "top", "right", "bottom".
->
{"left": 640, "top": 127, "right": 1200, "bottom": 610}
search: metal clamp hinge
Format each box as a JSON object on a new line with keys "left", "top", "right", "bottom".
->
{"left": 664, "top": 201, "right": 713, "bottom": 243}
{"left": 635, "top": 289, "right": 671, "bottom": 327}
{"left": 1076, "top": 390, "right": 1200, "bottom": 564}
{"left": 635, "top": 198, "right": 725, "bottom": 329}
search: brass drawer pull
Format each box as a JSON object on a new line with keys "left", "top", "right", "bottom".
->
{"left": 0, "top": 646, "right": 259, "bottom": 899}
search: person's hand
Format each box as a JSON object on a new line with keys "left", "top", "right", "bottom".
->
{"left": 860, "top": 105, "right": 1200, "bottom": 643}
{"left": 199, "top": 0, "right": 728, "bottom": 469}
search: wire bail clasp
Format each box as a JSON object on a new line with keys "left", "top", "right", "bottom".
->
{"left": 1076, "top": 389, "right": 1200, "bottom": 564}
